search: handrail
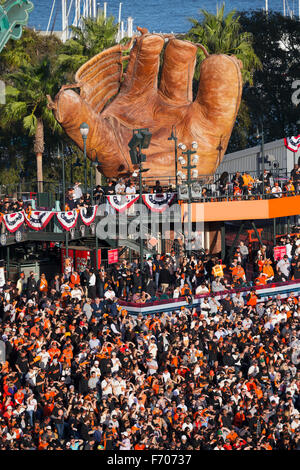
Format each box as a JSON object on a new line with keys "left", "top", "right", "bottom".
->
{"left": 118, "top": 279, "right": 300, "bottom": 308}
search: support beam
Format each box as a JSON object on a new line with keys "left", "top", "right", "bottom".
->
{"left": 251, "top": 221, "right": 263, "bottom": 246}
{"left": 6, "top": 246, "right": 10, "bottom": 279}
{"left": 227, "top": 222, "right": 245, "bottom": 262}
{"left": 221, "top": 223, "right": 226, "bottom": 261}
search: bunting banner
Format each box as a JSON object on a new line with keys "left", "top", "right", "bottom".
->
{"left": 56, "top": 210, "right": 79, "bottom": 231}
{"left": 106, "top": 194, "right": 139, "bottom": 213}
{"left": 284, "top": 135, "right": 300, "bottom": 152}
{"left": 2, "top": 211, "right": 25, "bottom": 232}
{"left": 24, "top": 211, "right": 54, "bottom": 231}
{"left": 80, "top": 205, "right": 98, "bottom": 226}
{"left": 142, "top": 193, "right": 176, "bottom": 212}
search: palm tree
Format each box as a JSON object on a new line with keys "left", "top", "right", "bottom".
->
{"left": 1, "top": 26, "right": 62, "bottom": 71}
{"left": 0, "top": 56, "right": 63, "bottom": 192}
{"left": 185, "top": 3, "right": 262, "bottom": 85}
{"left": 57, "top": 11, "right": 119, "bottom": 78}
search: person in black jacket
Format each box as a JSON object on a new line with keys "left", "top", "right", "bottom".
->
{"left": 26, "top": 272, "right": 37, "bottom": 297}
{"left": 159, "top": 264, "right": 171, "bottom": 293}
{"left": 132, "top": 268, "right": 142, "bottom": 295}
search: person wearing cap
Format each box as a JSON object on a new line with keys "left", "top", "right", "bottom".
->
{"left": 65, "top": 188, "right": 76, "bottom": 210}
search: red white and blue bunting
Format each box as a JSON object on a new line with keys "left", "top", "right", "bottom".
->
{"left": 56, "top": 210, "right": 79, "bottom": 231}
{"left": 284, "top": 135, "right": 300, "bottom": 152}
{"left": 24, "top": 211, "right": 54, "bottom": 231}
{"left": 80, "top": 205, "right": 98, "bottom": 226}
{"left": 106, "top": 194, "right": 139, "bottom": 213}
{"left": 0, "top": 194, "right": 178, "bottom": 232}
{"left": 142, "top": 193, "right": 176, "bottom": 212}
{"left": 3, "top": 211, "right": 25, "bottom": 233}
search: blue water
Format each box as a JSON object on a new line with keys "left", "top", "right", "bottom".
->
{"left": 28, "top": 0, "right": 291, "bottom": 34}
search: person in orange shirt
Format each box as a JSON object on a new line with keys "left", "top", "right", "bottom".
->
{"left": 70, "top": 270, "right": 81, "bottom": 287}
{"left": 37, "top": 273, "right": 48, "bottom": 294}
{"left": 14, "top": 390, "right": 25, "bottom": 406}
{"left": 247, "top": 289, "right": 258, "bottom": 306}
{"left": 60, "top": 343, "right": 73, "bottom": 367}
{"left": 255, "top": 272, "right": 268, "bottom": 286}
{"left": 262, "top": 259, "right": 274, "bottom": 282}
{"left": 212, "top": 261, "right": 226, "bottom": 278}
{"left": 231, "top": 261, "right": 246, "bottom": 281}
{"left": 242, "top": 172, "right": 255, "bottom": 195}
{"left": 47, "top": 342, "right": 61, "bottom": 361}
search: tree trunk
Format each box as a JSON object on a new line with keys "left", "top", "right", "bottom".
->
{"left": 34, "top": 118, "right": 44, "bottom": 193}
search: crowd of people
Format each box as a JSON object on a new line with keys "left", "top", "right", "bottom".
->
{"left": 215, "top": 165, "right": 300, "bottom": 199}
{"left": 1, "top": 164, "right": 300, "bottom": 218}
{"left": 0, "top": 230, "right": 299, "bottom": 451}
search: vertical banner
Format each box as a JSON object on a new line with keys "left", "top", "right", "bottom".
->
{"left": 75, "top": 249, "right": 91, "bottom": 273}
{"left": 95, "top": 249, "right": 101, "bottom": 270}
{"left": 108, "top": 249, "right": 119, "bottom": 264}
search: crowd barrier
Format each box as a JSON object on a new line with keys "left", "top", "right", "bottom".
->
{"left": 118, "top": 279, "right": 300, "bottom": 316}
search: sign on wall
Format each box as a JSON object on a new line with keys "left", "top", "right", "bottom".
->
{"left": 108, "top": 249, "right": 119, "bottom": 264}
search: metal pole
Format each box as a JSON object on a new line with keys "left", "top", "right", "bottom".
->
{"left": 90, "top": 161, "right": 93, "bottom": 198}
{"left": 221, "top": 223, "right": 226, "bottom": 262}
{"left": 6, "top": 246, "right": 10, "bottom": 279}
{"left": 261, "top": 120, "right": 265, "bottom": 197}
{"left": 62, "top": 146, "right": 66, "bottom": 210}
{"left": 70, "top": 154, "right": 73, "bottom": 185}
{"left": 187, "top": 150, "right": 192, "bottom": 257}
{"left": 174, "top": 131, "right": 178, "bottom": 191}
{"left": 139, "top": 147, "right": 144, "bottom": 287}
{"left": 181, "top": 147, "right": 196, "bottom": 257}
{"left": 62, "top": 149, "right": 68, "bottom": 258}
{"left": 83, "top": 136, "right": 87, "bottom": 194}
{"left": 95, "top": 225, "right": 98, "bottom": 269}
{"left": 66, "top": 232, "right": 69, "bottom": 258}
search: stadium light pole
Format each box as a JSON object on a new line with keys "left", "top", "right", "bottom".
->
{"left": 177, "top": 141, "right": 199, "bottom": 257}
{"left": 168, "top": 125, "right": 178, "bottom": 191}
{"left": 128, "top": 128, "right": 152, "bottom": 287}
{"left": 58, "top": 144, "right": 68, "bottom": 258}
{"left": 256, "top": 119, "right": 265, "bottom": 196}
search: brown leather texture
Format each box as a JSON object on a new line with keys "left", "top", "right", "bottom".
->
{"left": 48, "top": 30, "right": 243, "bottom": 179}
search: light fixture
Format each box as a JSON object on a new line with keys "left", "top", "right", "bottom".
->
{"left": 128, "top": 129, "right": 152, "bottom": 150}
{"left": 132, "top": 171, "right": 138, "bottom": 177}
{"left": 79, "top": 122, "right": 89, "bottom": 139}
{"left": 192, "top": 169, "right": 198, "bottom": 178}
{"left": 178, "top": 156, "right": 186, "bottom": 165}
{"left": 128, "top": 132, "right": 143, "bottom": 149}
{"left": 177, "top": 171, "right": 185, "bottom": 179}
{"left": 139, "top": 129, "right": 152, "bottom": 149}
{"left": 191, "top": 141, "right": 198, "bottom": 150}
{"left": 192, "top": 154, "right": 199, "bottom": 164}
{"left": 178, "top": 143, "right": 186, "bottom": 150}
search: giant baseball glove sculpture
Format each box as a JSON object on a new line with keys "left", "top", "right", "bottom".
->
{"left": 48, "top": 27, "right": 242, "bottom": 179}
